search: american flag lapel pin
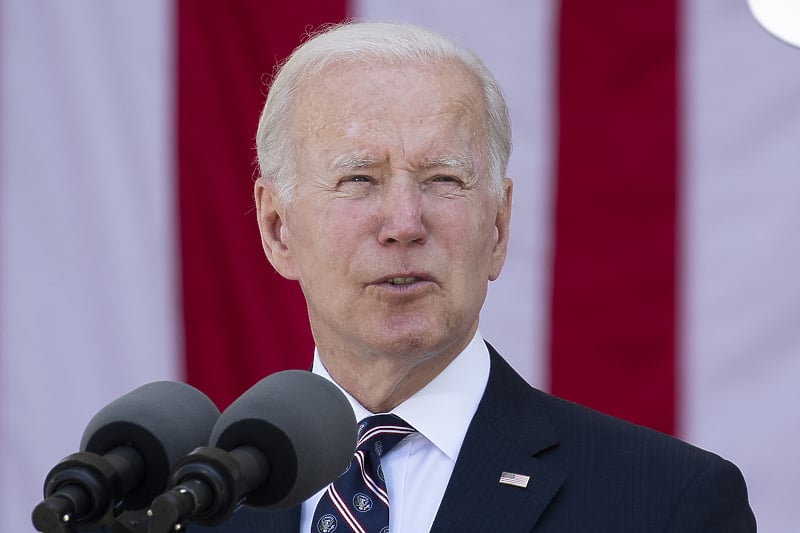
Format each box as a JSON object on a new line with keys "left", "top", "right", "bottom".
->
{"left": 499, "top": 471, "right": 530, "bottom": 488}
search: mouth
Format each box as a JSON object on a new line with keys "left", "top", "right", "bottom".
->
{"left": 385, "top": 277, "right": 420, "bottom": 286}
{"left": 371, "top": 272, "right": 435, "bottom": 291}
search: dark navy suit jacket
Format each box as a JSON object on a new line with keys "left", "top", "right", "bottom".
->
{"left": 182, "top": 344, "right": 758, "bottom": 532}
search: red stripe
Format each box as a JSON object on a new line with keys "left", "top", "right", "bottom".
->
{"left": 354, "top": 452, "right": 389, "bottom": 504}
{"left": 550, "top": 0, "right": 679, "bottom": 434}
{"left": 358, "top": 426, "right": 415, "bottom": 446}
{"left": 329, "top": 485, "right": 367, "bottom": 533}
{"left": 176, "top": 1, "right": 348, "bottom": 408}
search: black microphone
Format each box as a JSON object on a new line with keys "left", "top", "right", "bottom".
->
{"left": 146, "top": 370, "right": 357, "bottom": 532}
{"left": 31, "top": 381, "right": 220, "bottom": 533}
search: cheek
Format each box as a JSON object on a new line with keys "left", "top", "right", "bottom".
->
{"left": 440, "top": 203, "right": 497, "bottom": 252}
{"left": 461, "top": 219, "right": 501, "bottom": 284}
{"left": 293, "top": 203, "right": 373, "bottom": 270}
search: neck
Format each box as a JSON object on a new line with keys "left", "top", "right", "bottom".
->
{"left": 317, "top": 337, "right": 472, "bottom": 413}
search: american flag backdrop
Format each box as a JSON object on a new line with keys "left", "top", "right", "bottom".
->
{"left": 1, "top": 1, "right": 798, "bottom": 531}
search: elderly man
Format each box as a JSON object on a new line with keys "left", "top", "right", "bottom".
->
{"left": 209, "top": 22, "right": 755, "bottom": 533}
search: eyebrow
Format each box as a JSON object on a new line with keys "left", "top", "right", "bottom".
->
{"left": 329, "top": 154, "right": 380, "bottom": 172}
{"left": 420, "top": 154, "right": 475, "bottom": 175}
{"left": 328, "top": 153, "right": 476, "bottom": 175}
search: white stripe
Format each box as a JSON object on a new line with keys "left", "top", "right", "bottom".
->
{"left": 0, "top": 2, "right": 177, "bottom": 532}
{"left": 352, "top": 0, "right": 557, "bottom": 390}
{"left": 682, "top": 1, "right": 800, "bottom": 530}
{"left": 358, "top": 425, "right": 414, "bottom": 447}
{"left": 328, "top": 485, "right": 367, "bottom": 533}
{"left": 354, "top": 451, "right": 389, "bottom": 505}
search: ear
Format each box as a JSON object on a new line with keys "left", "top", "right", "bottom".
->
{"left": 254, "top": 178, "right": 299, "bottom": 280}
{"left": 488, "top": 178, "right": 513, "bottom": 281}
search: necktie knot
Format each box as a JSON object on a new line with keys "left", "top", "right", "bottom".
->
{"left": 356, "top": 414, "right": 415, "bottom": 458}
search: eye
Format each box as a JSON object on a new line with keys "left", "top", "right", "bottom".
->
{"left": 345, "top": 175, "right": 372, "bottom": 183}
{"left": 335, "top": 174, "right": 375, "bottom": 195}
{"left": 430, "top": 174, "right": 464, "bottom": 186}
{"left": 336, "top": 175, "right": 372, "bottom": 187}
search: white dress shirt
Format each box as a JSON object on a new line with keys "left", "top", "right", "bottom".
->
{"left": 299, "top": 331, "right": 491, "bottom": 533}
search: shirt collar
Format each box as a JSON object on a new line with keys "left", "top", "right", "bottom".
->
{"left": 312, "top": 330, "right": 490, "bottom": 462}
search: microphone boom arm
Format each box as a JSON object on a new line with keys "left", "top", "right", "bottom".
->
{"left": 32, "top": 446, "right": 144, "bottom": 533}
{"left": 146, "top": 445, "right": 269, "bottom": 533}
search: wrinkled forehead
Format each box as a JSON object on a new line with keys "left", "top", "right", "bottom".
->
{"left": 293, "top": 58, "right": 487, "bottom": 133}
{"left": 289, "top": 59, "right": 489, "bottom": 167}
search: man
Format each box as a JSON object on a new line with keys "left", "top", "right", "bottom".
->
{"left": 209, "top": 22, "right": 756, "bottom": 532}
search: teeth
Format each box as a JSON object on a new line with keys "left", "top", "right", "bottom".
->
{"left": 387, "top": 277, "right": 417, "bottom": 285}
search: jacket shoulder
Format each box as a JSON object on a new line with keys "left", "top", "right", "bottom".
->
{"left": 480, "top": 344, "right": 756, "bottom": 531}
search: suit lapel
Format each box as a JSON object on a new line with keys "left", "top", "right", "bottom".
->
{"left": 430, "top": 346, "right": 564, "bottom": 532}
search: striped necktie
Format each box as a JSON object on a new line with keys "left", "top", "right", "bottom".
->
{"left": 312, "top": 414, "right": 415, "bottom": 533}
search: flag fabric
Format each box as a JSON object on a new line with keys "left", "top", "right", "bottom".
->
{"left": 1, "top": 1, "right": 798, "bottom": 531}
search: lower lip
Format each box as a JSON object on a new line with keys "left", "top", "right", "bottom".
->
{"left": 373, "top": 279, "right": 434, "bottom": 294}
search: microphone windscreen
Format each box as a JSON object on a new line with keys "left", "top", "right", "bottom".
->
{"left": 80, "top": 381, "right": 220, "bottom": 509}
{"left": 210, "top": 370, "right": 357, "bottom": 510}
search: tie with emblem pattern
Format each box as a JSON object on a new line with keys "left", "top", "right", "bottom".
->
{"left": 311, "top": 414, "right": 415, "bottom": 533}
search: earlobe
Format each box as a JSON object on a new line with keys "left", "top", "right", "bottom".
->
{"left": 489, "top": 178, "right": 513, "bottom": 281}
{"left": 254, "top": 178, "right": 298, "bottom": 280}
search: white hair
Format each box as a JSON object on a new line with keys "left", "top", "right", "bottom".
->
{"left": 255, "top": 22, "right": 512, "bottom": 202}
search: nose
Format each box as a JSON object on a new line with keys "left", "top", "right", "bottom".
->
{"left": 377, "top": 180, "right": 427, "bottom": 245}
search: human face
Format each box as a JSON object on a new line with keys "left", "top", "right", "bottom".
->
{"left": 257, "top": 60, "right": 511, "bottom": 365}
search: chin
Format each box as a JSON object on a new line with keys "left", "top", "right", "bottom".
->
{"left": 367, "top": 328, "right": 459, "bottom": 361}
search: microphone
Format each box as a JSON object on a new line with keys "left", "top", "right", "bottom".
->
{"left": 31, "top": 381, "right": 220, "bottom": 533}
{"left": 146, "top": 370, "right": 357, "bottom": 532}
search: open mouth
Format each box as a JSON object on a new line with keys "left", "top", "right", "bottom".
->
{"left": 386, "top": 277, "right": 419, "bottom": 286}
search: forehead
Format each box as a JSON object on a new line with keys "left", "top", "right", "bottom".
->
{"left": 290, "top": 59, "right": 487, "bottom": 164}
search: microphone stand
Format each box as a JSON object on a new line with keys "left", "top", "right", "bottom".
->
{"left": 31, "top": 448, "right": 147, "bottom": 533}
